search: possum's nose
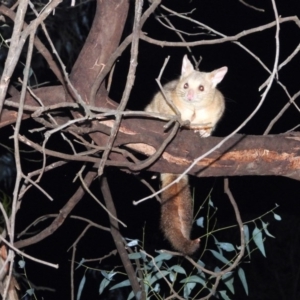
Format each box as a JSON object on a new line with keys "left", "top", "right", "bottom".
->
{"left": 187, "top": 90, "right": 194, "bottom": 100}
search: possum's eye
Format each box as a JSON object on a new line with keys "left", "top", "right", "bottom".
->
{"left": 184, "top": 83, "right": 189, "bottom": 89}
{"left": 198, "top": 85, "right": 204, "bottom": 91}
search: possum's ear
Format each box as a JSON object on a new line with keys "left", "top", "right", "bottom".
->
{"left": 210, "top": 66, "right": 228, "bottom": 88}
{"left": 181, "top": 55, "right": 194, "bottom": 77}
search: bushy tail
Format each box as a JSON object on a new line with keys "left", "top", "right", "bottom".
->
{"left": 161, "top": 224, "right": 200, "bottom": 255}
{"left": 160, "top": 173, "right": 200, "bottom": 255}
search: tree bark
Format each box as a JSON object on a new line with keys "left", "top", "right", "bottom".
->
{"left": 2, "top": 87, "right": 300, "bottom": 180}
{"left": 70, "top": 0, "right": 129, "bottom": 98}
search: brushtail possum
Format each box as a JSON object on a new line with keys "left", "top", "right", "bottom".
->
{"left": 145, "top": 55, "right": 227, "bottom": 255}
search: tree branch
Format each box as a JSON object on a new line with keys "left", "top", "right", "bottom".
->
{"left": 2, "top": 88, "right": 300, "bottom": 180}
{"left": 100, "top": 175, "right": 143, "bottom": 300}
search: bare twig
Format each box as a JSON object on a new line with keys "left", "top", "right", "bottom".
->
{"left": 77, "top": 169, "right": 127, "bottom": 228}
{"left": 100, "top": 175, "right": 143, "bottom": 299}
{"left": 18, "top": 161, "right": 67, "bottom": 201}
{"left": 83, "top": 250, "right": 117, "bottom": 263}
{"left": 0, "top": 0, "right": 29, "bottom": 115}
{"left": 264, "top": 90, "right": 300, "bottom": 135}
{"left": 18, "top": 214, "right": 110, "bottom": 239}
{"left": 0, "top": 5, "right": 65, "bottom": 85}
{"left": 0, "top": 235, "right": 58, "bottom": 268}
{"left": 0, "top": 202, "right": 11, "bottom": 238}
{"left": 70, "top": 242, "right": 76, "bottom": 300}
{"left": 2, "top": 250, "right": 14, "bottom": 299}
{"left": 141, "top": 250, "right": 185, "bottom": 300}
{"left": 154, "top": 56, "right": 184, "bottom": 121}
{"left": 69, "top": 223, "right": 91, "bottom": 300}
{"left": 0, "top": 0, "right": 63, "bottom": 113}
{"left": 14, "top": 171, "right": 96, "bottom": 249}
{"left": 6, "top": 32, "right": 36, "bottom": 299}
{"left": 141, "top": 14, "right": 299, "bottom": 47}
{"left": 136, "top": 176, "right": 161, "bottom": 203}
{"left": 238, "top": 0, "right": 265, "bottom": 12}
{"left": 21, "top": 173, "right": 53, "bottom": 201}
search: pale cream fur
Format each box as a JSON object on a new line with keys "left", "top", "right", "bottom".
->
{"left": 145, "top": 55, "right": 227, "bottom": 136}
{"left": 145, "top": 55, "right": 227, "bottom": 255}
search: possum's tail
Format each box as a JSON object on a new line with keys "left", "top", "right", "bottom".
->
{"left": 160, "top": 173, "right": 200, "bottom": 256}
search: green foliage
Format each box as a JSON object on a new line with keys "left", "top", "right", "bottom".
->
{"left": 74, "top": 198, "right": 281, "bottom": 300}
{"left": 77, "top": 274, "right": 86, "bottom": 300}
{"left": 252, "top": 227, "right": 266, "bottom": 257}
{"left": 17, "top": 258, "right": 38, "bottom": 300}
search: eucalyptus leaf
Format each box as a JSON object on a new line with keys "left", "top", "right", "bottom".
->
{"left": 127, "top": 239, "right": 139, "bottom": 247}
{"left": 26, "top": 288, "right": 35, "bottom": 296}
{"left": 128, "top": 252, "right": 142, "bottom": 260}
{"left": 243, "top": 224, "right": 251, "bottom": 258}
{"left": 99, "top": 278, "right": 110, "bottom": 295}
{"left": 196, "top": 216, "right": 204, "bottom": 228}
{"left": 180, "top": 275, "right": 206, "bottom": 286}
{"left": 252, "top": 227, "right": 266, "bottom": 257}
{"left": 110, "top": 279, "right": 131, "bottom": 290}
{"left": 273, "top": 212, "right": 282, "bottom": 221}
{"left": 219, "top": 290, "right": 231, "bottom": 300}
{"left": 169, "top": 265, "right": 186, "bottom": 275}
{"left": 149, "top": 270, "right": 170, "bottom": 285}
{"left": 261, "top": 220, "right": 275, "bottom": 238}
{"left": 153, "top": 283, "right": 160, "bottom": 293}
{"left": 209, "top": 249, "right": 232, "bottom": 266}
{"left": 18, "top": 260, "right": 25, "bottom": 269}
{"left": 238, "top": 267, "right": 248, "bottom": 295}
{"left": 154, "top": 252, "right": 173, "bottom": 262}
{"left": 222, "top": 272, "right": 234, "bottom": 294}
{"left": 197, "top": 259, "right": 205, "bottom": 268}
{"left": 169, "top": 271, "right": 175, "bottom": 282}
{"left": 76, "top": 258, "right": 85, "bottom": 270}
{"left": 216, "top": 242, "right": 235, "bottom": 252}
{"left": 184, "top": 282, "right": 196, "bottom": 298}
{"left": 127, "top": 290, "right": 135, "bottom": 300}
{"left": 77, "top": 275, "right": 86, "bottom": 300}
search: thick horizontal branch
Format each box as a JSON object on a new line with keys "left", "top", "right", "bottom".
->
{"left": 1, "top": 86, "right": 300, "bottom": 180}
{"left": 102, "top": 118, "right": 300, "bottom": 180}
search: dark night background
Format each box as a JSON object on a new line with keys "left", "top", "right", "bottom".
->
{"left": 1, "top": 0, "right": 300, "bottom": 299}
